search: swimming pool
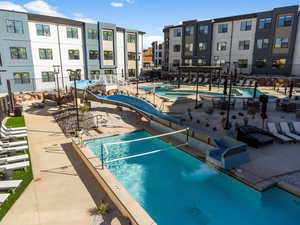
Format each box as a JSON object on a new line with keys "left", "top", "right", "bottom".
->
{"left": 86, "top": 131, "right": 300, "bottom": 225}
{"left": 140, "top": 86, "right": 263, "bottom": 99}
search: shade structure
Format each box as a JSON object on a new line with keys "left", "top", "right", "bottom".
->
{"left": 223, "top": 79, "right": 228, "bottom": 95}
{"left": 253, "top": 81, "right": 258, "bottom": 98}
{"left": 289, "top": 82, "right": 294, "bottom": 99}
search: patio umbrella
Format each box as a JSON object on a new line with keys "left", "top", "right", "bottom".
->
{"left": 289, "top": 81, "right": 294, "bottom": 99}
{"left": 253, "top": 81, "right": 258, "bottom": 98}
{"left": 223, "top": 79, "right": 228, "bottom": 95}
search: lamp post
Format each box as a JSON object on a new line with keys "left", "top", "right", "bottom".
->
{"left": 53, "top": 65, "right": 61, "bottom": 106}
{"left": 67, "top": 69, "right": 81, "bottom": 137}
{"left": 195, "top": 72, "right": 200, "bottom": 108}
{"left": 213, "top": 56, "right": 220, "bottom": 88}
{"left": 224, "top": 69, "right": 235, "bottom": 130}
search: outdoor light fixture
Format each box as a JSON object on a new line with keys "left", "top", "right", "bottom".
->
{"left": 53, "top": 65, "right": 61, "bottom": 105}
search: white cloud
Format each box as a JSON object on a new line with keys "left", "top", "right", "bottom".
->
{"left": 24, "top": 0, "right": 65, "bottom": 17}
{"left": 143, "top": 35, "right": 163, "bottom": 49}
{"left": 110, "top": 2, "right": 124, "bottom": 7}
{"left": 0, "top": 1, "right": 27, "bottom": 12}
{"left": 73, "top": 13, "right": 96, "bottom": 23}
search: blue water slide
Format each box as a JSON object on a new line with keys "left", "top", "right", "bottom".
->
{"left": 73, "top": 80, "right": 181, "bottom": 125}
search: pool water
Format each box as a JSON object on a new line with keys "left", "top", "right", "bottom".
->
{"left": 140, "top": 86, "right": 263, "bottom": 99}
{"left": 86, "top": 131, "right": 300, "bottom": 225}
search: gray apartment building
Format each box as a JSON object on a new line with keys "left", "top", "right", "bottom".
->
{"left": 163, "top": 5, "right": 300, "bottom": 76}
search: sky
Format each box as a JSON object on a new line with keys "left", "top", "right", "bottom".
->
{"left": 0, "top": 0, "right": 299, "bottom": 48}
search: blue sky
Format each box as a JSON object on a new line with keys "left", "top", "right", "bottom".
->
{"left": 0, "top": 0, "right": 299, "bottom": 47}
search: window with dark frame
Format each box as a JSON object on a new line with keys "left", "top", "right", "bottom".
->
{"left": 104, "top": 69, "right": 114, "bottom": 74}
{"left": 6, "top": 20, "right": 23, "bottom": 33}
{"left": 90, "top": 70, "right": 100, "bottom": 80}
{"left": 103, "top": 30, "right": 113, "bottom": 41}
{"left": 89, "top": 50, "right": 99, "bottom": 60}
{"left": 199, "top": 25, "right": 208, "bottom": 35}
{"left": 36, "top": 24, "right": 50, "bottom": 36}
{"left": 88, "top": 29, "right": 97, "bottom": 39}
{"left": 218, "top": 24, "right": 228, "bottom": 33}
{"left": 10, "top": 47, "right": 27, "bottom": 59}
{"left": 128, "top": 52, "right": 136, "bottom": 61}
{"left": 239, "top": 40, "right": 250, "bottom": 50}
{"left": 173, "top": 29, "right": 181, "bottom": 37}
{"left": 68, "top": 49, "right": 80, "bottom": 60}
{"left": 217, "top": 42, "right": 227, "bottom": 51}
{"left": 39, "top": 48, "right": 53, "bottom": 60}
{"left": 13, "top": 72, "right": 30, "bottom": 84}
{"left": 198, "top": 42, "right": 207, "bottom": 51}
{"left": 173, "top": 59, "right": 180, "bottom": 67}
{"left": 173, "top": 45, "right": 180, "bottom": 52}
{"left": 238, "top": 59, "right": 248, "bottom": 68}
{"left": 258, "top": 18, "right": 272, "bottom": 29}
{"left": 240, "top": 21, "right": 252, "bottom": 31}
{"left": 127, "top": 33, "right": 136, "bottom": 43}
{"left": 128, "top": 69, "right": 136, "bottom": 77}
{"left": 198, "top": 58, "right": 207, "bottom": 65}
{"left": 67, "top": 27, "right": 78, "bottom": 39}
{"left": 104, "top": 51, "right": 113, "bottom": 60}
{"left": 256, "top": 39, "right": 269, "bottom": 49}
{"left": 272, "top": 58, "right": 287, "bottom": 69}
{"left": 278, "top": 16, "right": 292, "bottom": 27}
{"left": 274, "top": 38, "right": 289, "bottom": 48}
{"left": 185, "top": 26, "right": 194, "bottom": 36}
{"left": 41, "top": 71, "right": 55, "bottom": 82}
{"left": 255, "top": 59, "right": 267, "bottom": 68}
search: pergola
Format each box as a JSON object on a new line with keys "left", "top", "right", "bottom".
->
{"left": 177, "top": 66, "right": 224, "bottom": 107}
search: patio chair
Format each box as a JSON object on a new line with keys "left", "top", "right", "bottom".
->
{"left": 279, "top": 122, "right": 300, "bottom": 141}
{"left": 236, "top": 80, "right": 244, "bottom": 86}
{"left": 249, "top": 80, "right": 255, "bottom": 87}
{"left": 0, "top": 180, "right": 22, "bottom": 191}
{"left": 0, "top": 130, "right": 27, "bottom": 140}
{"left": 0, "top": 140, "right": 27, "bottom": 147}
{"left": 201, "top": 78, "right": 209, "bottom": 85}
{"left": 1, "top": 125, "right": 26, "bottom": 135}
{"left": 0, "top": 193, "right": 10, "bottom": 204}
{"left": 243, "top": 80, "right": 250, "bottom": 86}
{"left": 0, "top": 154, "right": 29, "bottom": 164}
{"left": 267, "top": 122, "right": 293, "bottom": 143}
{"left": 191, "top": 77, "right": 197, "bottom": 84}
{"left": 0, "top": 161, "right": 30, "bottom": 172}
{"left": 2, "top": 118, "right": 26, "bottom": 131}
{"left": 291, "top": 121, "right": 300, "bottom": 135}
{"left": 0, "top": 145, "right": 28, "bottom": 154}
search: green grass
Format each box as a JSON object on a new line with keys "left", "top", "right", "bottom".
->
{"left": 5, "top": 117, "right": 25, "bottom": 128}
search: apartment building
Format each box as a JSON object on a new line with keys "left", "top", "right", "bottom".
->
{"left": 0, "top": 9, "right": 144, "bottom": 93}
{"left": 151, "top": 41, "right": 164, "bottom": 67}
{"left": 163, "top": 5, "right": 300, "bottom": 76}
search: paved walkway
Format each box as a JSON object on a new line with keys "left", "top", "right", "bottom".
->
{"left": 1, "top": 106, "right": 96, "bottom": 225}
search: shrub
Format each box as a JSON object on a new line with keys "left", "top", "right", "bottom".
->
{"left": 205, "top": 107, "right": 214, "bottom": 115}
{"left": 98, "top": 203, "right": 109, "bottom": 215}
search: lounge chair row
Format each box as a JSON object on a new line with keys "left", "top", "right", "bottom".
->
{"left": 267, "top": 121, "right": 300, "bottom": 143}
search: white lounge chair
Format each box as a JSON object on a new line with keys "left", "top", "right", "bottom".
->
{"left": 0, "top": 161, "right": 30, "bottom": 172}
{"left": 0, "top": 154, "right": 29, "bottom": 164}
{"left": 236, "top": 80, "right": 244, "bottom": 86}
{"left": 2, "top": 118, "right": 27, "bottom": 131}
{"left": 292, "top": 121, "right": 300, "bottom": 135}
{"left": 0, "top": 130, "right": 27, "bottom": 140}
{"left": 0, "top": 140, "right": 27, "bottom": 147}
{"left": 219, "top": 79, "right": 225, "bottom": 85}
{"left": 0, "top": 180, "right": 22, "bottom": 191}
{"left": 0, "top": 193, "right": 10, "bottom": 204}
{"left": 279, "top": 122, "right": 300, "bottom": 141}
{"left": 201, "top": 78, "right": 209, "bottom": 84}
{"left": 0, "top": 145, "right": 28, "bottom": 154}
{"left": 267, "top": 122, "right": 293, "bottom": 143}
{"left": 243, "top": 80, "right": 250, "bottom": 86}
{"left": 1, "top": 125, "right": 27, "bottom": 135}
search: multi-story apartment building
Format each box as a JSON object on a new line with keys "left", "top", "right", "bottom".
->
{"left": 0, "top": 9, "right": 144, "bottom": 93}
{"left": 163, "top": 5, "right": 300, "bottom": 76}
{"left": 151, "top": 41, "right": 164, "bottom": 67}
{"left": 143, "top": 47, "right": 153, "bottom": 67}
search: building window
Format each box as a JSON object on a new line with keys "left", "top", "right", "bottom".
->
{"left": 103, "top": 30, "right": 113, "bottom": 41}
{"left": 239, "top": 40, "right": 250, "bottom": 50}
{"left": 185, "top": 43, "right": 193, "bottom": 55}
{"left": 278, "top": 16, "right": 292, "bottom": 27}
{"left": 217, "top": 42, "right": 227, "bottom": 51}
{"left": 159, "top": 44, "right": 162, "bottom": 49}
{"left": 272, "top": 59, "right": 287, "bottom": 69}
{"left": 41, "top": 72, "right": 55, "bottom": 82}
{"left": 90, "top": 70, "right": 100, "bottom": 80}
{"left": 218, "top": 24, "right": 228, "bottom": 33}
{"left": 240, "top": 21, "right": 252, "bottom": 31}
{"left": 216, "top": 59, "right": 226, "bottom": 66}
{"left": 10, "top": 47, "right": 27, "bottom": 59}
{"left": 104, "top": 69, "right": 114, "bottom": 74}
{"left": 68, "top": 49, "right": 80, "bottom": 60}
{"left": 13, "top": 72, "right": 30, "bottom": 84}
{"left": 88, "top": 29, "right": 97, "bottom": 39}
{"left": 258, "top": 18, "right": 272, "bottom": 29}
{"left": 199, "top": 25, "right": 208, "bottom": 35}
{"left": 36, "top": 24, "right": 50, "bottom": 36}
{"left": 255, "top": 59, "right": 267, "bottom": 68}
{"left": 256, "top": 39, "right": 269, "bottom": 49}
{"left": 128, "top": 69, "right": 136, "bottom": 77}
{"left": 104, "top": 51, "right": 113, "bottom": 60}
{"left": 173, "top": 29, "right": 181, "bottom": 37}
{"left": 39, "top": 48, "right": 53, "bottom": 60}
{"left": 158, "top": 52, "right": 162, "bottom": 57}
{"left": 198, "top": 42, "right": 207, "bottom": 51}
{"left": 173, "top": 45, "right": 180, "bottom": 52}
{"left": 67, "top": 27, "right": 78, "bottom": 39}
{"left": 173, "top": 59, "right": 180, "bottom": 67}
{"left": 238, "top": 59, "right": 248, "bottom": 68}
{"left": 198, "top": 59, "right": 207, "bottom": 65}
{"left": 6, "top": 20, "right": 23, "bottom": 33}
{"left": 185, "top": 26, "right": 194, "bottom": 36}
{"left": 184, "top": 59, "right": 192, "bottom": 66}
{"left": 274, "top": 38, "right": 288, "bottom": 48}
{"left": 128, "top": 33, "right": 136, "bottom": 43}
{"left": 89, "top": 50, "right": 99, "bottom": 60}
{"left": 128, "top": 52, "right": 136, "bottom": 61}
